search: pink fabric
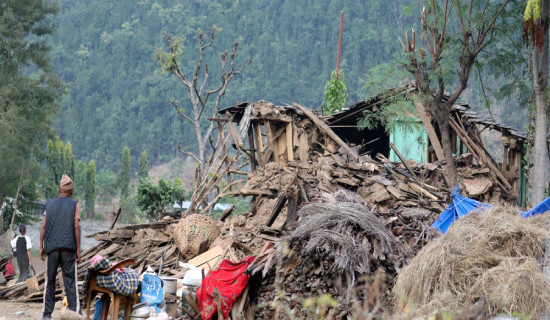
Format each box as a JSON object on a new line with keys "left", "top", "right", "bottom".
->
{"left": 91, "top": 255, "right": 123, "bottom": 273}
{"left": 91, "top": 255, "right": 103, "bottom": 265}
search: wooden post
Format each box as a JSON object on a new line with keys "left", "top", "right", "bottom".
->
{"left": 255, "top": 123, "right": 264, "bottom": 166}
{"left": 109, "top": 208, "right": 122, "bottom": 230}
{"left": 247, "top": 126, "right": 258, "bottom": 170}
{"left": 286, "top": 123, "right": 294, "bottom": 161}
{"left": 293, "top": 103, "right": 359, "bottom": 161}
{"left": 413, "top": 98, "right": 445, "bottom": 161}
{"left": 336, "top": 11, "right": 344, "bottom": 71}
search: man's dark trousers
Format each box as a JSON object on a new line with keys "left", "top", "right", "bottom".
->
{"left": 43, "top": 250, "right": 79, "bottom": 316}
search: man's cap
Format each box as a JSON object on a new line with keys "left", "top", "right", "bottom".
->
{"left": 60, "top": 174, "right": 73, "bottom": 193}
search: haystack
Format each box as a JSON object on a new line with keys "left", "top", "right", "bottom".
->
{"left": 288, "top": 202, "right": 403, "bottom": 277}
{"left": 393, "top": 206, "right": 550, "bottom": 317}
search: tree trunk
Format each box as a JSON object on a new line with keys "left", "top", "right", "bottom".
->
{"left": 537, "top": 3, "right": 550, "bottom": 320}
{"left": 532, "top": 0, "right": 550, "bottom": 206}
{"left": 438, "top": 115, "right": 458, "bottom": 188}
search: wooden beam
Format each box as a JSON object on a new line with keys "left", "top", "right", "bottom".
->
{"left": 109, "top": 208, "right": 122, "bottom": 230}
{"left": 265, "top": 121, "right": 280, "bottom": 164}
{"left": 413, "top": 98, "right": 445, "bottom": 161}
{"left": 286, "top": 123, "right": 294, "bottom": 161}
{"left": 389, "top": 142, "right": 417, "bottom": 180}
{"left": 255, "top": 123, "right": 264, "bottom": 166}
{"left": 293, "top": 103, "right": 359, "bottom": 161}
{"left": 226, "top": 116, "right": 244, "bottom": 149}
{"left": 247, "top": 126, "right": 258, "bottom": 170}
{"left": 450, "top": 119, "right": 513, "bottom": 190}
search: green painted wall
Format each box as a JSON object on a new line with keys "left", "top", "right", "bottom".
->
{"left": 389, "top": 122, "right": 427, "bottom": 163}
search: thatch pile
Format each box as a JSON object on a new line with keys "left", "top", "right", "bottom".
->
{"left": 249, "top": 202, "right": 405, "bottom": 319}
{"left": 287, "top": 202, "right": 403, "bottom": 277}
{"left": 393, "top": 206, "right": 550, "bottom": 318}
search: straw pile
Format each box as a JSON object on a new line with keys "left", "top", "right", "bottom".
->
{"left": 288, "top": 202, "right": 403, "bottom": 277}
{"left": 393, "top": 206, "right": 550, "bottom": 317}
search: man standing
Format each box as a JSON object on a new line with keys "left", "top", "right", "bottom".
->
{"left": 40, "top": 174, "right": 81, "bottom": 320}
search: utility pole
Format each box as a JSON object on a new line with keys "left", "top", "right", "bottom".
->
{"left": 336, "top": 10, "right": 344, "bottom": 71}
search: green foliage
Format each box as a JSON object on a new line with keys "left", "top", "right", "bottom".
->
{"left": 96, "top": 169, "right": 118, "bottom": 206}
{"left": 1, "top": 186, "right": 41, "bottom": 233}
{"left": 136, "top": 178, "right": 184, "bottom": 220}
{"left": 118, "top": 146, "right": 131, "bottom": 198}
{"left": 119, "top": 196, "right": 140, "bottom": 224}
{"left": 357, "top": 96, "right": 418, "bottom": 135}
{"left": 44, "top": 137, "right": 69, "bottom": 198}
{"left": 524, "top": 0, "right": 541, "bottom": 21}
{"left": 85, "top": 160, "right": 97, "bottom": 219}
{"left": 49, "top": 0, "right": 413, "bottom": 171}
{"left": 0, "top": 0, "right": 63, "bottom": 207}
{"left": 73, "top": 160, "right": 87, "bottom": 200}
{"left": 64, "top": 142, "right": 76, "bottom": 180}
{"left": 137, "top": 150, "right": 149, "bottom": 180}
{"left": 322, "top": 70, "right": 347, "bottom": 115}
{"left": 92, "top": 212, "right": 105, "bottom": 221}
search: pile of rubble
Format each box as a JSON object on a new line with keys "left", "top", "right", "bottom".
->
{"left": 0, "top": 99, "right": 524, "bottom": 319}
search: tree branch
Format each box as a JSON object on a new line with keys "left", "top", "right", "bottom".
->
{"left": 171, "top": 100, "right": 195, "bottom": 125}
{"left": 177, "top": 145, "right": 201, "bottom": 165}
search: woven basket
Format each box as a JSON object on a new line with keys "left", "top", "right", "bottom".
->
{"left": 174, "top": 214, "right": 220, "bottom": 258}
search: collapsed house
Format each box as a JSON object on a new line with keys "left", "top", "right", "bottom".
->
{"left": 0, "top": 87, "right": 536, "bottom": 319}
{"left": 324, "top": 85, "right": 528, "bottom": 205}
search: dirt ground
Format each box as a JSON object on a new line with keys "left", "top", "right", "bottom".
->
{"left": 0, "top": 300, "right": 61, "bottom": 319}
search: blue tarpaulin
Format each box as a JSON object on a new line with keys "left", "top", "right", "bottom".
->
{"left": 522, "top": 196, "right": 550, "bottom": 218}
{"left": 431, "top": 185, "right": 550, "bottom": 234}
{"left": 431, "top": 185, "right": 491, "bottom": 234}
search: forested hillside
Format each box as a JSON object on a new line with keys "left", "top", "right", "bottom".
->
{"left": 49, "top": 0, "right": 411, "bottom": 170}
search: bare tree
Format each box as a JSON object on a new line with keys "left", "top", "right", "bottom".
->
{"left": 156, "top": 29, "right": 252, "bottom": 177}
{"left": 401, "top": 0, "right": 509, "bottom": 187}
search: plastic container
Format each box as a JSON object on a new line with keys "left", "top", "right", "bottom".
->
{"left": 161, "top": 277, "right": 177, "bottom": 294}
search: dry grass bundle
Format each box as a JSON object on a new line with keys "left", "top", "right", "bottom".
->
{"left": 288, "top": 202, "right": 402, "bottom": 276}
{"left": 393, "top": 205, "right": 550, "bottom": 317}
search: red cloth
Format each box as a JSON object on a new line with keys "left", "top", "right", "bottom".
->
{"left": 4, "top": 261, "right": 15, "bottom": 276}
{"left": 196, "top": 256, "right": 255, "bottom": 320}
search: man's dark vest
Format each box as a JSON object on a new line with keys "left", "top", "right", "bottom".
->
{"left": 44, "top": 197, "right": 77, "bottom": 255}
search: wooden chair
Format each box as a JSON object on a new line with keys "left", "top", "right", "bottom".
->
{"left": 85, "top": 259, "right": 137, "bottom": 320}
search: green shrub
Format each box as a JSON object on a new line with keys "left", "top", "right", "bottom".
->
{"left": 93, "top": 213, "right": 105, "bottom": 221}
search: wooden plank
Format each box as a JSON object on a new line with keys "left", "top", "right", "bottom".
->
{"left": 286, "top": 122, "right": 294, "bottom": 161}
{"left": 255, "top": 123, "right": 264, "bottom": 166}
{"left": 227, "top": 117, "right": 244, "bottom": 149}
{"left": 109, "top": 208, "right": 122, "bottom": 230}
{"left": 293, "top": 103, "right": 359, "bottom": 161}
{"left": 408, "top": 183, "right": 438, "bottom": 201}
{"left": 266, "top": 193, "right": 289, "bottom": 227}
{"left": 389, "top": 142, "right": 418, "bottom": 180}
{"left": 247, "top": 126, "right": 258, "bottom": 170}
{"left": 386, "top": 185, "right": 404, "bottom": 199}
{"left": 413, "top": 98, "right": 445, "bottom": 161}
{"left": 218, "top": 205, "right": 235, "bottom": 222}
{"left": 450, "top": 119, "right": 513, "bottom": 190}
{"left": 282, "top": 195, "right": 298, "bottom": 231}
{"left": 265, "top": 121, "right": 280, "bottom": 164}
{"left": 188, "top": 246, "right": 224, "bottom": 270}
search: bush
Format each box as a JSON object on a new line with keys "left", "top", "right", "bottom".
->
{"left": 93, "top": 213, "right": 105, "bottom": 221}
